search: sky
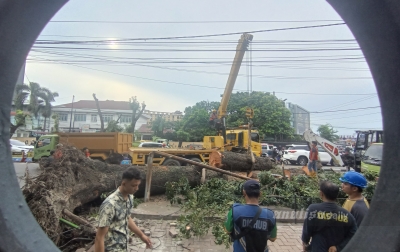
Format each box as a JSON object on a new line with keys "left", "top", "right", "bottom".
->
{"left": 24, "top": 0, "right": 383, "bottom": 136}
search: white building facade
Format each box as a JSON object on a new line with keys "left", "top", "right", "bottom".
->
{"left": 49, "top": 100, "right": 149, "bottom": 132}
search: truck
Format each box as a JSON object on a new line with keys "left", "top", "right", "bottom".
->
{"left": 33, "top": 132, "right": 133, "bottom": 161}
{"left": 354, "top": 130, "right": 383, "bottom": 172}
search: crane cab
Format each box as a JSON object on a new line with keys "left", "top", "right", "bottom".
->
{"left": 203, "top": 129, "right": 261, "bottom": 156}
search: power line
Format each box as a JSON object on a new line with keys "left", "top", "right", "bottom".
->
{"left": 274, "top": 91, "right": 375, "bottom": 96}
{"left": 312, "top": 95, "right": 378, "bottom": 117}
{"left": 28, "top": 57, "right": 372, "bottom": 81}
{"left": 308, "top": 106, "right": 381, "bottom": 114}
{"left": 32, "top": 46, "right": 361, "bottom": 52}
{"left": 28, "top": 55, "right": 373, "bottom": 97}
{"left": 49, "top": 19, "right": 344, "bottom": 24}
{"left": 311, "top": 124, "right": 382, "bottom": 130}
{"left": 35, "top": 39, "right": 358, "bottom": 45}
{"left": 24, "top": 73, "right": 31, "bottom": 83}
{"left": 313, "top": 112, "right": 381, "bottom": 121}
{"left": 313, "top": 111, "right": 382, "bottom": 121}
{"left": 28, "top": 49, "right": 371, "bottom": 80}
{"left": 35, "top": 22, "right": 346, "bottom": 42}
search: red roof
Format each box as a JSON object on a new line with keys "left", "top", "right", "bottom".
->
{"left": 55, "top": 100, "right": 131, "bottom": 110}
{"left": 137, "top": 124, "right": 153, "bottom": 134}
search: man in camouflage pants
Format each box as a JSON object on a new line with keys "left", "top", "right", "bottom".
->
{"left": 95, "top": 167, "right": 152, "bottom": 252}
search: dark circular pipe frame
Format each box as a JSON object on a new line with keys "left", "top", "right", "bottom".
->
{"left": 0, "top": 0, "right": 399, "bottom": 251}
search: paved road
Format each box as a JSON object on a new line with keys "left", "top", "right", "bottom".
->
{"left": 14, "top": 162, "right": 41, "bottom": 188}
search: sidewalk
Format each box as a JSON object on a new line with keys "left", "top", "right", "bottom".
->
{"left": 129, "top": 201, "right": 304, "bottom": 252}
{"left": 128, "top": 220, "right": 303, "bottom": 252}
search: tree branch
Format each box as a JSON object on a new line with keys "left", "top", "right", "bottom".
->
{"left": 93, "top": 93, "right": 104, "bottom": 132}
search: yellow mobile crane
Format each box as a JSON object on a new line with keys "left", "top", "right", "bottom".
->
{"left": 204, "top": 33, "right": 262, "bottom": 156}
{"left": 129, "top": 33, "right": 261, "bottom": 166}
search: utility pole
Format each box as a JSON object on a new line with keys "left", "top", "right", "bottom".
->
{"left": 68, "top": 95, "right": 74, "bottom": 132}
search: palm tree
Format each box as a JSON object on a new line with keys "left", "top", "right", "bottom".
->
{"left": 14, "top": 82, "right": 58, "bottom": 131}
{"left": 41, "top": 88, "right": 59, "bottom": 132}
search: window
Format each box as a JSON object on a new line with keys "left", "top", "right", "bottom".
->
{"left": 142, "top": 135, "right": 152, "bottom": 140}
{"left": 74, "top": 114, "right": 86, "bottom": 122}
{"left": 36, "top": 138, "right": 51, "bottom": 148}
{"left": 91, "top": 114, "right": 97, "bottom": 122}
{"left": 103, "top": 114, "right": 113, "bottom": 122}
{"left": 120, "top": 115, "right": 132, "bottom": 123}
{"left": 251, "top": 133, "right": 260, "bottom": 142}
{"left": 227, "top": 133, "right": 236, "bottom": 140}
{"left": 140, "top": 143, "right": 162, "bottom": 148}
{"left": 363, "top": 144, "right": 383, "bottom": 160}
{"left": 59, "top": 113, "right": 68, "bottom": 121}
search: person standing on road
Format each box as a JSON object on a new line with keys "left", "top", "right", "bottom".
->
{"left": 95, "top": 167, "right": 152, "bottom": 252}
{"left": 82, "top": 147, "right": 91, "bottom": 158}
{"left": 308, "top": 141, "right": 319, "bottom": 176}
{"left": 301, "top": 181, "right": 357, "bottom": 252}
{"left": 224, "top": 180, "right": 277, "bottom": 252}
{"left": 340, "top": 171, "right": 369, "bottom": 227}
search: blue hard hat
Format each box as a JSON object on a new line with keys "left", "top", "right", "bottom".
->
{"left": 339, "top": 171, "right": 368, "bottom": 188}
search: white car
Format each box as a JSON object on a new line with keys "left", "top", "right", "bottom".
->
{"left": 138, "top": 142, "right": 163, "bottom": 148}
{"left": 10, "top": 139, "right": 34, "bottom": 153}
{"left": 283, "top": 144, "right": 332, "bottom": 166}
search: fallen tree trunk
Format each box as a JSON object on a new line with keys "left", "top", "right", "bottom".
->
{"left": 22, "top": 145, "right": 221, "bottom": 243}
{"left": 219, "top": 151, "right": 275, "bottom": 171}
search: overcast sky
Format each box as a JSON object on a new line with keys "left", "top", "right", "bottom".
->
{"left": 25, "top": 0, "right": 383, "bottom": 136}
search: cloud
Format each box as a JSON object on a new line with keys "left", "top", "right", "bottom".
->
{"left": 26, "top": 63, "right": 189, "bottom": 112}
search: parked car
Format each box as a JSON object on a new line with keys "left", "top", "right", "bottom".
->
{"left": 283, "top": 144, "right": 332, "bottom": 166}
{"left": 138, "top": 142, "right": 163, "bottom": 148}
{"left": 261, "top": 143, "right": 275, "bottom": 157}
{"left": 361, "top": 143, "right": 383, "bottom": 173}
{"left": 10, "top": 139, "right": 34, "bottom": 153}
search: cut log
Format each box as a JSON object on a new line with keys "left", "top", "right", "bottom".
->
{"left": 218, "top": 151, "right": 275, "bottom": 171}
{"left": 22, "top": 145, "right": 221, "bottom": 243}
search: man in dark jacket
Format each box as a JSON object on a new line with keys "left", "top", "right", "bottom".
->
{"left": 302, "top": 181, "right": 357, "bottom": 252}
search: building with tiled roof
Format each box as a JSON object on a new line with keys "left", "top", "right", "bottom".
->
{"left": 50, "top": 100, "right": 148, "bottom": 133}
{"left": 50, "top": 100, "right": 182, "bottom": 134}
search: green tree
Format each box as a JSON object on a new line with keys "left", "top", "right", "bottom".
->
{"left": 9, "top": 110, "right": 30, "bottom": 138}
{"left": 226, "top": 92, "right": 294, "bottom": 140}
{"left": 177, "top": 93, "right": 294, "bottom": 142}
{"left": 105, "top": 120, "right": 123, "bottom": 132}
{"left": 134, "top": 130, "right": 142, "bottom": 141}
{"left": 151, "top": 116, "right": 165, "bottom": 137}
{"left": 41, "top": 89, "right": 59, "bottom": 132}
{"left": 51, "top": 114, "right": 59, "bottom": 133}
{"left": 176, "top": 130, "right": 190, "bottom": 147}
{"left": 178, "top": 101, "right": 219, "bottom": 142}
{"left": 14, "top": 82, "right": 58, "bottom": 131}
{"left": 317, "top": 124, "right": 339, "bottom": 142}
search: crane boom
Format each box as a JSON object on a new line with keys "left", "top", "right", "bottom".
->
{"left": 303, "top": 129, "right": 345, "bottom": 166}
{"left": 218, "top": 33, "right": 253, "bottom": 119}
